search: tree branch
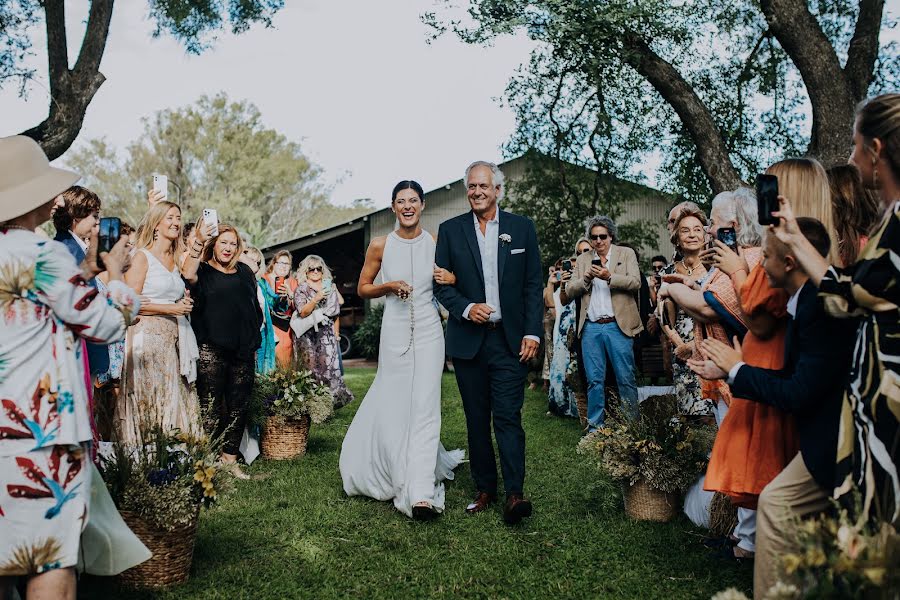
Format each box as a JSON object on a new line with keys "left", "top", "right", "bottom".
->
{"left": 620, "top": 33, "right": 742, "bottom": 194}
{"left": 844, "top": 0, "right": 885, "bottom": 100}
{"left": 759, "top": 0, "right": 856, "bottom": 166}
{"left": 43, "top": 0, "right": 68, "bottom": 94}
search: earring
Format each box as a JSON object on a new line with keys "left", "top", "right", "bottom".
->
{"left": 153, "top": 229, "right": 159, "bottom": 241}
{"left": 872, "top": 158, "right": 880, "bottom": 189}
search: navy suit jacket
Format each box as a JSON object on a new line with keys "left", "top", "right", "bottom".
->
{"left": 54, "top": 231, "right": 112, "bottom": 376}
{"left": 730, "top": 281, "right": 856, "bottom": 490}
{"left": 434, "top": 210, "right": 543, "bottom": 359}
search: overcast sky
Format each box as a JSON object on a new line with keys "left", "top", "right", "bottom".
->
{"left": 0, "top": 1, "right": 537, "bottom": 208}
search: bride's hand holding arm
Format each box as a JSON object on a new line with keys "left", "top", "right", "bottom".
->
{"left": 433, "top": 266, "right": 456, "bottom": 286}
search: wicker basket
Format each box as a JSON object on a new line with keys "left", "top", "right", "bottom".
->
{"left": 261, "top": 414, "right": 311, "bottom": 460}
{"left": 623, "top": 478, "right": 679, "bottom": 522}
{"left": 709, "top": 492, "right": 739, "bottom": 537}
{"left": 117, "top": 509, "right": 198, "bottom": 588}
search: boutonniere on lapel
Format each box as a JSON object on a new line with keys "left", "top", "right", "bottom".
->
{"left": 499, "top": 233, "right": 512, "bottom": 246}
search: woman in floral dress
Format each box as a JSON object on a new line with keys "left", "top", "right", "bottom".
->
{"left": 659, "top": 207, "right": 711, "bottom": 417}
{"left": 0, "top": 136, "right": 140, "bottom": 598}
{"left": 293, "top": 255, "right": 353, "bottom": 409}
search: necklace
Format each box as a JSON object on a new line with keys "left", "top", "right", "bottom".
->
{"left": 679, "top": 259, "right": 698, "bottom": 275}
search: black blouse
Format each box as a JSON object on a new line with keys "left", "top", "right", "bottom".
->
{"left": 189, "top": 262, "right": 263, "bottom": 359}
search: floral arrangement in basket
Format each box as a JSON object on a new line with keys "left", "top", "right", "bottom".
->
{"left": 249, "top": 366, "right": 334, "bottom": 428}
{"left": 577, "top": 395, "right": 715, "bottom": 494}
{"left": 99, "top": 424, "right": 231, "bottom": 532}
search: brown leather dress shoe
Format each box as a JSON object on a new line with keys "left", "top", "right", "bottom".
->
{"left": 503, "top": 494, "right": 533, "bottom": 525}
{"left": 465, "top": 491, "right": 497, "bottom": 514}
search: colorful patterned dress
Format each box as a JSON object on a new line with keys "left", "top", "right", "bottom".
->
{"left": 293, "top": 282, "right": 353, "bottom": 409}
{"left": 548, "top": 290, "right": 579, "bottom": 417}
{"left": 820, "top": 201, "right": 900, "bottom": 523}
{"left": 0, "top": 229, "right": 139, "bottom": 576}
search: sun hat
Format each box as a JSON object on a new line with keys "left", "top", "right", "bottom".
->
{"left": 0, "top": 135, "right": 80, "bottom": 222}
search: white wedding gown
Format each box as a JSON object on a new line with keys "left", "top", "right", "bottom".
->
{"left": 339, "top": 230, "right": 464, "bottom": 517}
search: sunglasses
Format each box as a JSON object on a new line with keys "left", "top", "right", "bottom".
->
{"left": 577, "top": 248, "right": 592, "bottom": 255}
{"left": 589, "top": 233, "right": 609, "bottom": 241}
{"left": 308, "top": 266, "right": 323, "bottom": 273}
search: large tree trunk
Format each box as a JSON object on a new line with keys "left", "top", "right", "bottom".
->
{"left": 761, "top": 0, "right": 884, "bottom": 166}
{"left": 20, "top": 0, "right": 114, "bottom": 161}
{"left": 621, "top": 34, "right": 744, "bottom": 195}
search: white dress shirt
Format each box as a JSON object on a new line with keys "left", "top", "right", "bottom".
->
{"left": 586, "top": 250, "right": 614, "bottom": 321}
{"left": 462, "top": 211, "right": 540, "bottom": 343}
{"left": 727, "top": 284, "right": 803, "bottom": 384}
{"left": 70, "top": 230, "right": 88, "bottom": 254}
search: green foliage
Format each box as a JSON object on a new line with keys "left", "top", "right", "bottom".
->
{"left": 578, "top": 394, "right": 716, "bottom": 494}
{"left": 99, "top": 425, "right": 231, "bottom": 531}
{"left": 64, "top": 93, "right": 370, "bottom": 247}
{"left": 81, "top": 369, "right": 754, "bottom": 599}
{"left": 352, "top": 303, "right": 384, "bottom": 360}
{"left": 249, "top": 366, "right": 335, "bottom": 427}
{"left": 505, "top": 152, "right": 669, "bottom": 266}
{"left": 426, "top": 0, "right": 900, "bottom": 203}
{"left": 148, "top": 0, "right": 284, "bottom": 54}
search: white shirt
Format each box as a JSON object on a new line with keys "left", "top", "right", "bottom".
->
{"left": 728, "top": 284, "right": 804, "bottom": 384}
{"left": 586, "top": 250, "right": 614, "bottom": 321}
{"left": 462, "top": 211, "right": 540, "bottom": 343}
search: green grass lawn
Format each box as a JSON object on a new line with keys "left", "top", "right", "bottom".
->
{"left": 80, "top": 368, "right": 752, "bottom": 599}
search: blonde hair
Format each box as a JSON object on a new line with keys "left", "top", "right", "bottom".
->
{"left": 201, "top": 223, "right": 244, "bottom": 271}
{"left": 296, "top": 254, "right": 333, "bottom": 283}
{"left": 266, "top": 250, "right": 293, "bottom": 275}
{"left": 135, "top": 201, "right": 185, "bottom": 256}
{"left": 766, "top": 158, "right": 839, "bottom": 265}
{"left": 669, "top": 207, "right": 709, "bottom": 248}
{"left": 244, "top": 246, "right": 264, "bottom": 266}
{"left": 856, "top": 93, "right": 900, "bottom": 183}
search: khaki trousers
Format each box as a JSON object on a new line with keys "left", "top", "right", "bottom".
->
{"left": 754, "top": 453, "right": 831, "bottom": 599}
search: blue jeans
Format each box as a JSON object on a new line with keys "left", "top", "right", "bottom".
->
{"left": 581, "top": 320, "right": 638, "bottom": 430}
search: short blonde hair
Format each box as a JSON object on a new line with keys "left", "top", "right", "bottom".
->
{"left": 297, "top": 254, "right": 333, "bottom": 283}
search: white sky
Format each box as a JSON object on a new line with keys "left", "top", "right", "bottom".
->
{"left": 0, "top": 1, "right": 537, "bottom": 208}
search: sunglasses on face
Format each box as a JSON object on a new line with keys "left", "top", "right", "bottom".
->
{"left": 589, "top": 234, "right": 609, "bottom": 241}
{"left": 308, "top": 266, "right": 323, "bottom": 273}
{"left": 577, "top": 248, "right": 591, "bottom": 255}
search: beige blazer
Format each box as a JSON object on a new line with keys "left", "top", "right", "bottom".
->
{"left": 564, "top": 244, "right": 643, "bottom": 338}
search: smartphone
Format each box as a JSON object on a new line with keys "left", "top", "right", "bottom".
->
{"left": 756, "top": 174, "right": 779, "bottom": 226}
{"left": 591, "top": 258, "right": 603, "bottom": 267}
{"left": 561, "top": 261, "right": 573, "bottom": 272}
{"left": 717, "top": 227, "right": 738, "bottom": 253}
{"left": 152, "top": 173, "right": 168, "bottom": 201}
{"left": 97, "top": 217, "right": 121, "bottom": 270}
{"left": 323, "top": 278, "right": 333, "bottom": 295}
{"left": 202, "top": 208, "right": 219, "bottom": 237}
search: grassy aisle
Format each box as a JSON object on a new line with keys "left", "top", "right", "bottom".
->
{"left": 81, "top": 368, "right": 752, "bottom": 599}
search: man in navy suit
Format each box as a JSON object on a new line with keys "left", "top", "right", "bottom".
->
{"left": 434, "top": 161, "right": 543, "bottom": 524}
{"left": 53, "top": 186, "right": 111, "bottom": 377}
{"left": 689, "top": 218, "right": 855, "bottom": 598}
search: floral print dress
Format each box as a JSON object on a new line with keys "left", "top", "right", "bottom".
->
{"left": 293, "top": 283, "right": 353, "bottom": 409}
{"left": 548, "top": 290, "right": 579, "bottom": 417}
{"left": 0, "top": 229, "right": 139, "bottom": 576}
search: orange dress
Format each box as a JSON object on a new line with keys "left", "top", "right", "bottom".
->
{"left": 262, "top": 273, "right": 299, "bottom": 368}
{"left": 703, "top": 265, "right": 799, "bottom": 509}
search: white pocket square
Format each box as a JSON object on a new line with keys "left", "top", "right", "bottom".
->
{"left": 510, "top": 248, "right": 525, "bottom": 254}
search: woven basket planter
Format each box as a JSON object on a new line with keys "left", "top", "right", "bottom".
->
{"left": 709, "top": 492, "right": 739, "bottom": 536}
{"left": 261, "top": 415, "right": 311, "bottom": 460}
{"left": 117, "top": 509, "right": 198, "bottom": 588}
{"left": 623, "top": 478, "right": 679, "bottom": 522}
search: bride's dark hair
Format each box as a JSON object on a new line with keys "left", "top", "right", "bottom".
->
{"left": 391, "top": 180, "right": 425, "bottom": 204}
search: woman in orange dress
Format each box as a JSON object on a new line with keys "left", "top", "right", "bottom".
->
{"left": 261, "top": 250, "right": 299, "bottom": 368}
{"left": 703, "top": 158, "right": 837, "bottom": 559}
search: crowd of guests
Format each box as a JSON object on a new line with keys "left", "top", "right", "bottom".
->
{"left": 0, "top": 136, "right": 352, "bottom": 599}
{"left": 537, "top": 94, "right": 900, "bottom": 598}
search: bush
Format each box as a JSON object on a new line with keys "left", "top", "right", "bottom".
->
{"left": 353, "top": 303, "right": 384, "bottom": 359}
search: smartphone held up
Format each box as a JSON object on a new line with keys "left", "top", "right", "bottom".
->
{"left": 96, "top": 217, "right": 121, "bottom": 270}
{"left": 756, "top": 174, "right": 779, "bottom": 226}
{"left": 152, "top": 173, "right": 168, "bottom": 201}
{"left": 202, "top": 208, "right": 220, "bottom": 238}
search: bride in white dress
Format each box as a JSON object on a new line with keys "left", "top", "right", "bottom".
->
{"left": 340, "top": 181, "right": 464, "bottom": 520}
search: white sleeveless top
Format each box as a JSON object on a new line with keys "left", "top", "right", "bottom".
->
{"left": 139, "top": 248, "right": 185, "bottom": 303}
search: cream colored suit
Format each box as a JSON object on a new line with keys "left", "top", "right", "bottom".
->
{"left": 565, "top": 244, "right": 643, "bottom": 337}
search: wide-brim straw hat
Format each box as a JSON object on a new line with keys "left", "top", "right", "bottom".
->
{"left": 0, "top": 135, "right": 80, "bottom": 223}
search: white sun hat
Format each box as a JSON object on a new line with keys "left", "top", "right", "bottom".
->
{"left": 0, "top": 135, "right": 80, "bottom": 223}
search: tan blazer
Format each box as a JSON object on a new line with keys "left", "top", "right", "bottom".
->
{"left": 564, "top": 244, "right": 643, "bottom": 338}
